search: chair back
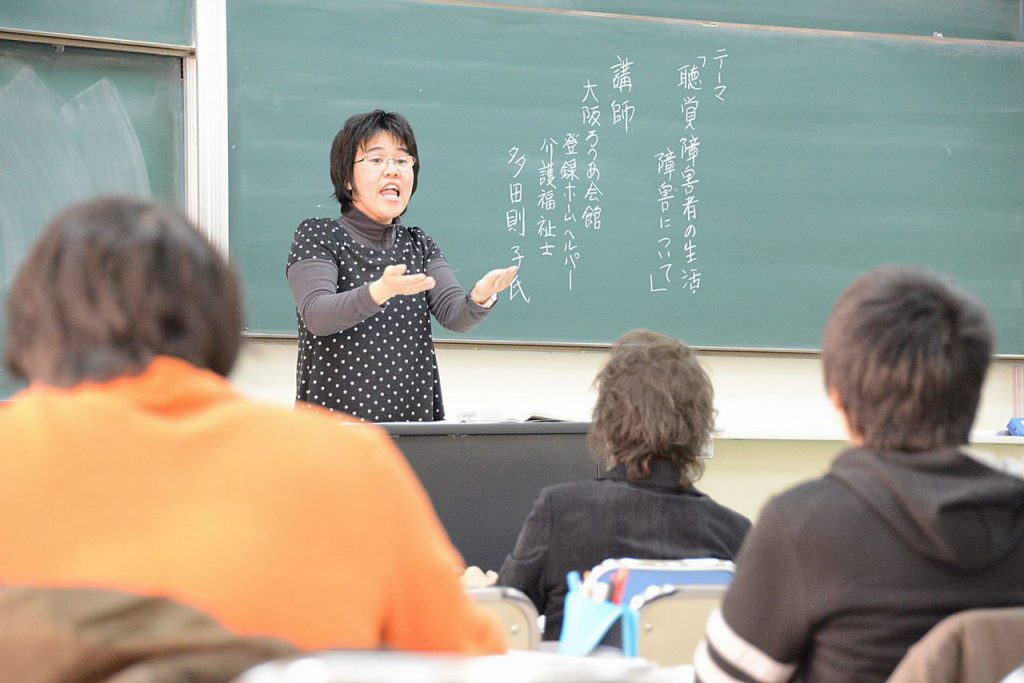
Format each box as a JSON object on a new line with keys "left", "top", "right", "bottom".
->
{"left": 588, "top": 557, "right": 734, "bottom": 606}
{"left": 886, "top": 606, "right": 1024, "bottom": 683}
{"left": 629, "top": 584, "right": 726, "bottom": 666}
{"left": 467, "top": 587, "right": 540, "bottom": 651}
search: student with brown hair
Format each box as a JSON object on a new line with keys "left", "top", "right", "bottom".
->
{"left": 498, "top": 329, "right": 750, "bottom": 641}
{"left": 695, "top": 266, "right": 1024, "bottom": 683}
{"left": 0, "top": 196, "right": 505, "bottom": 654}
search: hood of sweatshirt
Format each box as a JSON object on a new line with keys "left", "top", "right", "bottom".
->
{"left": 829, "top": 446, "right": 1024, "bottom": 571}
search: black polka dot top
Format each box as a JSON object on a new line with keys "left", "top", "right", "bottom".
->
{"left": 286, "top": 217, "right": 444, "bottom": 422}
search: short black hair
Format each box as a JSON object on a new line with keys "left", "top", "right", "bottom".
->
{"left": 5, "top": 196, "right": 243, "bottom": 386}
{"left": 822, "top": 265, "right": 993, "bottom": 451}
{"left": 329, "top": 110, "right": 420, "bottom": 213}
{"left": 587, "top": 329, "right": 714, "bottom": 485}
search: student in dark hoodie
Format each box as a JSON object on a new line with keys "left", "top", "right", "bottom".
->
{"left": 694, "top": 266, "right": 1024, "bottom": 683}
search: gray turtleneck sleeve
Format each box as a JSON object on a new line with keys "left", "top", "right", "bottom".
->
{"left": 286, "top": 255, "right": 492, "bottom": 335}
{"left": 425, "top": 257, "right": 492, "bottom": 333}
{"left": 286, "top": 212, "right": 493, "bottom": 336}
{"left": 286, "top": 258, "right": 381, "bottom": 335}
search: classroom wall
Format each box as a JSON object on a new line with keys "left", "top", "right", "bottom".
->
{"left": 231, "top": 338, "right": 1024, "bottom": 521}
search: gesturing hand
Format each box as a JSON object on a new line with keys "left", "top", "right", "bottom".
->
{"left": 368, "top": 264, "right": 436, "bottom": 305}
{"left": 470, "top": 266, "right": 518, "bottom": 306}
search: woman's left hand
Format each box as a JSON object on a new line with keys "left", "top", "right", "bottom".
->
{"left": 470, "top": 266, "right": 518, "bottom": 306}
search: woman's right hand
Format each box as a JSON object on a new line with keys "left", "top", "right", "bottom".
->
{"left": 368, "top": 263, "right": 436, "bottom": 305}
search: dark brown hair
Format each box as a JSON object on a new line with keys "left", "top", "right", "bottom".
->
{"left": 5, "top": 196, "right": 243, "bottom": 386}
{"left": 822, "top": 265, "right": 993, "bottom": 451}
{"left": 329, "top": 109, "right": 420, "bottom": 213}
{"left": 588, "top": 329, "right": 714, "bottom": 485}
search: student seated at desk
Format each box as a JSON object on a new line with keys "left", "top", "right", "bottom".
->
{"left": 0, "top": 196, "right": 505, "bottom": 655}
{"left": 694, "top": 266, "right": 1024, "bottom": 683}
{"left": 498, "top": 329, "right": 751, "bottom": 641}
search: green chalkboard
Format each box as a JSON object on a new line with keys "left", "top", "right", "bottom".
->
{"left": 0, "top": 0, "right": 194, "bottom": 47}
{"left": 0, "top": 38, "right": 186, "bottom": 398}
{"left": 227, "top": 0, "right": 1024, "bottom": 353}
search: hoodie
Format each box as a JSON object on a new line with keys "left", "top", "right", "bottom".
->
{"left": 830, "top": 447, "right": 1024, "bottom": 571}
{"left": 696, "top": 446, "right": 1024, "bottom": 683}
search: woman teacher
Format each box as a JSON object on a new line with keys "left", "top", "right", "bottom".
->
{"left": 287, "top": 110, "right": 516, "bottom": 422}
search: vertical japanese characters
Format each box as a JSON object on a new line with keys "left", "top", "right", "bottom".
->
{"left": 502, "top": 49, "right": 728, "bottom": 303}
{"left": 651, "top": 47, "right": 728, "bottom": 295}
{"left": 505, "top": 146, "right": 529, "bottom": 302}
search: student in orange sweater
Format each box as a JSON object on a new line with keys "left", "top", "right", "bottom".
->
{"left": 0, "top": 196, "right": 505, "bottom": 654}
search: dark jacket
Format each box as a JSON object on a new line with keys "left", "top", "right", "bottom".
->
{"left": 697, "top": 446, "right": 1024, "bottom": 683}
{"left": 498, "top": 460, "right": 751, "bottom": 640}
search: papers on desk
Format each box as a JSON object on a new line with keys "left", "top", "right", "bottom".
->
{"left": 236, "top": 649, "right": 694, "bottom": 682}
{"left": 473, "top": 650, "right": 695, "bottom": 682}
{"left": 457, "top": 411, "right": 573, "bottom": 423}
{"left": 457, "top": 411, "right": 516, "bottom": 423}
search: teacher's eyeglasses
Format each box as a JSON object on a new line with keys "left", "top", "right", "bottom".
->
{"left": 355, "top": 155, "right": 417, "bottom": 171}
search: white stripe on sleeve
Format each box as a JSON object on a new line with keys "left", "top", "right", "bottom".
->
{"left": 693, "top": 638, "right": 746, "bottom": 683}
{"left": 703, "top": 608, "right": 798, "bottom": 682}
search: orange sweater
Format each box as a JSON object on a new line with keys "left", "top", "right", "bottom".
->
{"left": 0, "top": 357, "right": 504, "bottom": 654}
